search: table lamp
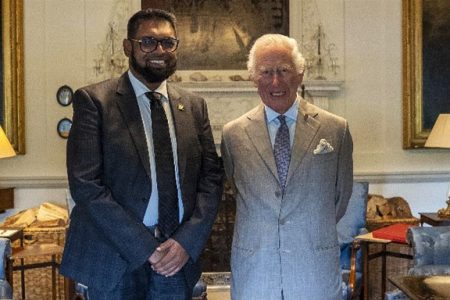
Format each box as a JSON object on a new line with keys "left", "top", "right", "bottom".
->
{"left": 0, "top": 126, "right": 16, "bottom": 159}
{"left": 425, "top": 114, "right": 450, "bottom": 218}
{"left": 0, "top": 126, "right": 16, "bottom": 212}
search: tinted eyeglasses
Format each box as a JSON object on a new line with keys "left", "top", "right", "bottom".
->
{"left": 257, "top": 65, "right": 297, "bottom": 79}
{"left": 129, "top": 36, "right": 179, "bottom": 53}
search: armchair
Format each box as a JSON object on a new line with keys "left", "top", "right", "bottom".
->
{"left": 337, "top": 181, "right": 369, "bottom": 300}
{"left": 408, "top": 226, "right": 450, "bottom": 276}
{"left": 0, "top": 237, "right": 13, "bottom": 300}
{"left": 385, "top": 226, "right": 450, "bottom": 299}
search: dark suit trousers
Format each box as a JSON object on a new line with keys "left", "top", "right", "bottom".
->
{"left": 87, "top": 263, "right": 192, "bottom": 300}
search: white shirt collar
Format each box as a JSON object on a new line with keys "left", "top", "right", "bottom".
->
{"left": 265, "top": 97, "right": 299, "bottom": 123}
{"left": 127, "top": 70, "right": 169, "bottom": 99}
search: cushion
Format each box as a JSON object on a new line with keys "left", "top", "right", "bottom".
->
{"left": 385, "top": 289, "right": 410, "bottom": 300}
{"left": 337, "top": 182, "right": 369, "bottom": 245}
{"left": 409, "top": 265, "right": 450, "bottom": 276}
{"left": 434, "top": 231, "right": 450, "bottom": 265}
{"left": 409, "top": 226, "right": 450, "bottom": 266}
{"left": 337, "top": 182, "right": 369, "bottom": 270}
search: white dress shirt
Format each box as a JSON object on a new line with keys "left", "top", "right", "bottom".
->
{"left": 127, "top": 70, "right": 184, "bottom": 226}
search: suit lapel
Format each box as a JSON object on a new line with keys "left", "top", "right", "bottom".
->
{"left": 244, "top": 104, "right": 279, "bottom": 181}
{"left": 167, "top": 85, "right": 189, "bottom": 183}
{"left": 286, "top": 99, "right": 320, "bottom": 185}
{"left": 115, "top": 73, "right": 151, "bottom": 179}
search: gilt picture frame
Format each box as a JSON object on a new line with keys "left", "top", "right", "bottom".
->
{"left": 403, "top": 0, "right": 450, "bottom": 149}
{"left": 1, "top": 0, "right": 25, "bottom": 153}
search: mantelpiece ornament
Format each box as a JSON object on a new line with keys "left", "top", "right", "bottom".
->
{"left": 300, "top": 0, "right": 340, "bottom": 80}
{"left": 93, "top": 22, "right": 127, "bottom": 78}
{"left": 438, "top": 200, "right": 450, "bottom": 219}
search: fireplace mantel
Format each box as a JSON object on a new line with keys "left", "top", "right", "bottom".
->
{"left": 174, "top": 80, "right": 343, "bottom": 111}
{"left": 174, "top": 80, "right": 343, "bottom": 95}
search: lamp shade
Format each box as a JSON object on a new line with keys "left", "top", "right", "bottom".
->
{"left": 0, "top": 126, "right": 16, "bottom": 158}
{"left": 425, "top": 114, "right": 450, "bottom": 148}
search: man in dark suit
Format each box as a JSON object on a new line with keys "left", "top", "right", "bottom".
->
{"left": 60, "top": 9, "right": 222, "bottom": 299}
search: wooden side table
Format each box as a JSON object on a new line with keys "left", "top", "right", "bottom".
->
{"left": 0, "top": 227, "right": 23, "bottom": 245}
{"left": 419, "top": 213, "right": 450, "bottom": 226}
{"left": 10, "top": 243, "right": 64, "bottom": 300}
{"left": 355, "top": 232, "right": 413, "bottom": 300}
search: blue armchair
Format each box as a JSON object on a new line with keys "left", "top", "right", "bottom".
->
{"left": 408, "top": 226, "right": 450, "bottom": 276}
{"left": 0, "top": 237, "right": 13, "bottom": 300}
{"left": 337, "top": 181, "right": 369, "bottom": 300}
{"left": 385, "top": 226, "right": 450, "bottom": 299}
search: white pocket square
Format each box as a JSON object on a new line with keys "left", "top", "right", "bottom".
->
{"left": 313, "top": 139, "right": 334, "bottom": 155}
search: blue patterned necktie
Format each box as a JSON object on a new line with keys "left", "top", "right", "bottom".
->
{"left": 274, "top": 115, "right": 291, "bottom": 191}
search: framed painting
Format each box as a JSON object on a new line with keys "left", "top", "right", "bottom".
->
{"left": 141, "top": 0, "right": 289, "bottom": 72}
{"left": 403, "top": 0, "right": 450, "bottom": 149}
{"left": 1, "top": 0, "right": 25, "bottom": 153}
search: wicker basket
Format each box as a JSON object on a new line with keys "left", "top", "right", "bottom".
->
{"left": 368, "top": 243, "right": 414, "bottom": 300}
{"left": 12, "top": 226, "right": 67, "bottom": 300}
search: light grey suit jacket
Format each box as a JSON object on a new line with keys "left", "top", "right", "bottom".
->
{"left": 221, "top": 99, "right": 353, "bottom": 300}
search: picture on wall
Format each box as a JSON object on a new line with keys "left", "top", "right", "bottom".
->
{"left": 142, "top": 0, "right": 289, "bottom": 70}
{"left": 403, "top": 0, "right": 450, "bottom": 148}
{"left": 421, "top": 0, "right": 450, "bottom": 130}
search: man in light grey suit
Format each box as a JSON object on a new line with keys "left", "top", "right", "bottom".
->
{"left": 221, "top": 34, "right": 353, "bottom": 300}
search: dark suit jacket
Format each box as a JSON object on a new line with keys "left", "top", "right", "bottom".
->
{"left": 60, "top": 73, "right": 222, "bottom": 291}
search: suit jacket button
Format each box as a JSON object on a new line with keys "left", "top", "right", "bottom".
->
{"left": 275, "top": 191, "right": 282, "bottom": 198}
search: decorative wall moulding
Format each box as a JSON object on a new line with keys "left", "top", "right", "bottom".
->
{"left": 304, "top": 80, "right": 343, "bottom": 97}
{"left": 0, "top": 176, "right": 68, "bottom": 188}
{"left": 354, "top": 171, "right": 450, "bottom": 184}
{"left": 1, "top": 170, "right": 449, "bottom": 189}
{"left": 174, "top": 80, "right": 343, "bottom": 98}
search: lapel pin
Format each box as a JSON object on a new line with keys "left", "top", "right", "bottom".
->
{"left": 177, "top": 104, "right": 185, "bottom": 111}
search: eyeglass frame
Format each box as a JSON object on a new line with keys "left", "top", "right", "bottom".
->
{"left": 128, "top": 36, "right": 179, "bottom": 53}
{"left": 256, "top": 65, "right": 300, "bottom": 80}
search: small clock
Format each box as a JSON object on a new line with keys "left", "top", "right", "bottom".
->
{"left": 57, "top": 118, "right": 72, "bottom": 139}
{"left": 56, "top": 85, "right": 73, "bottom": 106}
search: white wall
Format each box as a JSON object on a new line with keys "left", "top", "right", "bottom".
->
{"left": 342, "top": 0, "right": 450, "bottom": 215}
{"left": 0, "top": 0, "right": 140, "bottom": 219}
{"left": 1, "top": 0, "right": 450, "bottom": 221}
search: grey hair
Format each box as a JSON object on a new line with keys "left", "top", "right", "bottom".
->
{"left": 247, "top": 34, "right": 305, "bottom": 79}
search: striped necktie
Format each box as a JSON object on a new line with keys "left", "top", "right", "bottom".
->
{"left": 147, "top": 92, "right": 179, "bottom": 238}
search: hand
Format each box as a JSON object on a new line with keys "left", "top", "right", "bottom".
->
{"left": 148, "top": 246, "right": 167, "bottom": 265}
{"left": 150, "top": 238, "right": 189, "bottom": 277}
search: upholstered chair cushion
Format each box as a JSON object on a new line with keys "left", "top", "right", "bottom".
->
{"left": 408, "top": 226, "right": 450, "bottom": 275}
{"left": 387, "top": 226, "right": 450, "bottom": 299}
{"left": 337, "top": 181, "right": 368, "bottom": 270}
{"left": 409, "top": 265, "right": 450, "bottom": 276}
{"left": 385, "top": 289, "right": 410, "bottom": 300}
{"left": 337, "top": 182, "right": 369, "bottom": 299}
{"left": 0, "top": 238, "right": 12, "bottom": 300}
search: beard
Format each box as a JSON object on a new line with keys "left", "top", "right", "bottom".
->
{"left": 130, "top": 53, "right": 177, "bottom": 83}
